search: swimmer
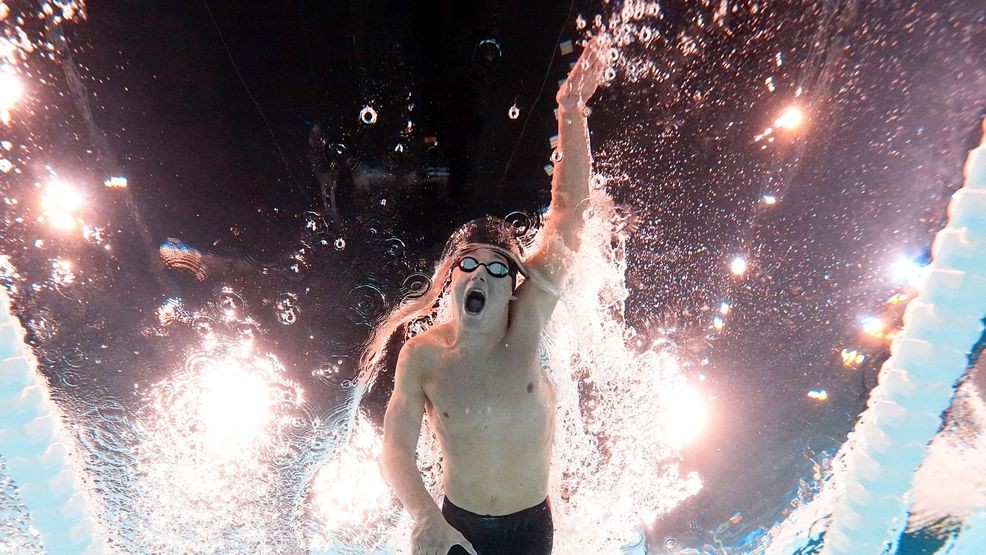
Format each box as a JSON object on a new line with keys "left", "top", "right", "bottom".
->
{"left": 363, "top": 35, "right": 609, "bottom": 555}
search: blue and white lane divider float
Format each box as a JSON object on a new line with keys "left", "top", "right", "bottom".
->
{"left": 823, "top": 123, "right": 986, "bottom": 554}
{"left": 0, "top": 290, "right": 105, "bottom": 553}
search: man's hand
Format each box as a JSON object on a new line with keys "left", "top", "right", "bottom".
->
{"left": 555, "top": 34, "right": 611, "bottom": 112}
{"left": 411, "top": 511, "right": 478, "bottom": 555}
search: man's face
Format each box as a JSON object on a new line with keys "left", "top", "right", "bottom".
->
{"left": 449, "top": 247, "right": 515, "bottom": 326}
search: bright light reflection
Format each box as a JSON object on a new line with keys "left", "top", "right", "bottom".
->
{"left": 890, "top": 256, "right": 927, "bottom": 287}
{"left": 104, "top": 176, "right": 128, "bottom": 188}
{"left": 0, "top": 67, "right": 22, "bottom": 123}
{"left": 730, "top": 256, "right": 748, "bottom": 276}
{"left": 664, "top": 384, "right": 707, "bottom": 447}
{"left": 775, "top": 105, "right": 803, "bottom": 130}
{"left": 840, "top": 348, "right": 865, "bottom": 367}
{"left": 311, "top": 415, "right": 398, "bottom": 550}
{"left": 133, "top": 336, "right": 305, "bottom": 551}
{"left": 807, "top": 389, "right": 828, "bottom": 401}
{"left": 41, "top": 179, "right": 84, "bottom": 230}
{"left": 199, "top": 362, "right": 273, "bottom": 454}
{"left": 861, "top": 315, "right": 885, "bottom": 336}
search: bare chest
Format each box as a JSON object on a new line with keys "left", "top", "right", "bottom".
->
{"left": 422, "top": 350, "right": 553, "bottom": 437}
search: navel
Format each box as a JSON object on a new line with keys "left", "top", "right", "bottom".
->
{"left": 527, "top": 382, "right": 534, "bottom": 393}
{"left": 443, "top": 411, "right": 450, "bottom": 418}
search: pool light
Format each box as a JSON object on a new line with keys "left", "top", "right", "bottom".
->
{"left": 775, "top": 106, "right": 803, "bottom": 131}
{"left": 40, "top": 179, "right": 84, "bottom": 231}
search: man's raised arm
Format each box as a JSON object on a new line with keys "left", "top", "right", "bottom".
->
{"left": 526, "top": 36, "right": 609, "bottom": 290}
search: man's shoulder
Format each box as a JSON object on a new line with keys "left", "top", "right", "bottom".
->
{"left": 397, "top": 328, "right": 443, "bottom": 370}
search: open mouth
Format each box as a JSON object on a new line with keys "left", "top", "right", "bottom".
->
{"left": 465, "top": 289, "right": 486, "bottom": 314}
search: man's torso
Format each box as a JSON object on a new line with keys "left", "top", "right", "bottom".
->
{"left": 416, "top": 322, "right": 556, "bottom": 516}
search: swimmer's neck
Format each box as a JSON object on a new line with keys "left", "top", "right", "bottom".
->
{"left": 446, "top": 320, "right": 508, "bottom": 355}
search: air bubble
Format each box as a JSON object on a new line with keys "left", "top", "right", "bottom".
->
{"left": 508, "top": 103, "right": 520, "bottom": 120}
{"left": 591, "top": 175, "right": 607, "bottom": 190}
{"left": 550, "top": 149, "right": 563, "bottom": 163}
{"left": 504, "top": 211, "right": 533, "bottom": 235}
{"left": 664, "top": 537, "right": 678, "bottom": 551}
{"left": 303, "top": 211, "right": 328, "bottom": 235}
{"left": 334, "top": 238, "right": 346, "bottom": 250}
{"left": 276, "top": 293, "right": 299, "bottom": 325}
{"left": 604, "top": 67, "right": 617, "bottom": 81}
{"left": 401, "top": 273, "right": 432, "bottom": 300}
{"left": 384, "top": 237, "right": 406, "bottom": 259}
{"left": 359, "top": 106, "right": 377, "bottom": 125}
{"left": 218, "top": 290, "right": 244, "bottom": 318}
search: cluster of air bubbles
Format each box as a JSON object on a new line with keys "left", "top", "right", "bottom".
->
{"left": 157, "top": 297, "right": 192, "bottom": 326}
{"left": 59, "top": 345, "right": 86, "bottom": 370}
{"left": 81, "top": 224, "right": 107, "bottom": 245}
{"left": 359, "top": 105, "right": 377, "bottom": 125}
{"left": 128, "top": 336, "right": 306, "bottom": 550}
{"left": 49, "top": 258, "right": 74, "bottom": 286}
{"left": 312, "top": 356, "right": 354, "bottom": 387}
{"left": 233, "top": 319, "right": 260, "bottom": 342}
{"left": 508, "top": 103, "right": 520, "bottom": 120}
{"left": 280, "top": 245, "right": 312, "bottom": 283}
{"left": 275, "top": 293, "right": 300, "bottom": 325}
{"left": 303, "top": 211, "right": 329, "bottom": 236}
{"left": 192, "top": 315, "right": 216, "bottom": 338}
{"left": 218, "top": 288, "right": 244, "bottom": 321}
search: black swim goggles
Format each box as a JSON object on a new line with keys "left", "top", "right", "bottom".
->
{"left": 455, "top": 256, "right": 512, "bottom": 278}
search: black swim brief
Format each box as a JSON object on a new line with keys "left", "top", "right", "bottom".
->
{"left": 442, "top": 496, "right": 553, "bottom": 555}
